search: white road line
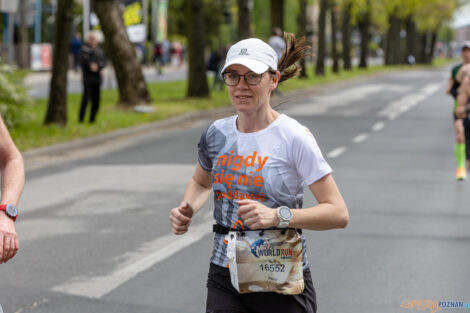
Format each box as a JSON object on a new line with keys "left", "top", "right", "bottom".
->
{"left": 327, "top": 147, "right": 347, "bottom": 158}
{"left": 372, "top": 122, "right": 385, "bottom": 131}
{"left": 378, "top": 82, "right": 441, "bottom": 119}
{"left": 51, "top": 213, "right": 213, "bottom": 299}
{"left": 353, "top": 133, "right": 369, "bottom": 143}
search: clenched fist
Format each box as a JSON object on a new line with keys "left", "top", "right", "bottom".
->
{"left": 169, "top": 201, "right": 194, "bottom": 235}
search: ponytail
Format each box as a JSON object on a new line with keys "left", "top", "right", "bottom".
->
{"left": 277, "top": 33, "right": 311, "bottom": 83}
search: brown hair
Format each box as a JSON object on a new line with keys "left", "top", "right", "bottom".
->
{"left": 277, "top": 33, "right": 311, "bottom": 83}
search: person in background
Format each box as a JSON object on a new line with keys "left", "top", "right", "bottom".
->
{"left": 154, "top": 41, "right": 164, "bottom": 75}
{"left": 70, "top": 32, "right": 82, "bottom": 72}
{"left": 454, "top": 61, "right": 470, "bottom": 176}
{"left": 445, "top": 41, "right": 470, "bottom": 180}
{"left": 0, "top": 115, "right": 24, "bottom": 264}
{"left": 78, "top": 32, "right": 107, "bottom": 124}
{"left": 268, "top": 27, "right": 286, "bottom": 61}
{"left": 268, "top": 27, "right": 286, "bottom": 96}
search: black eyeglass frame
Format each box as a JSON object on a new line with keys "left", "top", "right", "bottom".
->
{"left": 221, "top": 70, "right": 277, "bottom": 86}
{"left": 221, "top": 71, "right": 264, "bottom": 86}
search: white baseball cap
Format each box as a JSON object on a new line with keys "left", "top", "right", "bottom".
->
{"left": 221, "top": 38, "right": 278, "bottom": 74}
{"left": 462, "top": 41, "right": 470, "bottom": 50}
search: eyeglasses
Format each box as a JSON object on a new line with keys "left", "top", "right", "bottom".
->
{"left": 222, "top": 72, "right": 264, "bottom": 86}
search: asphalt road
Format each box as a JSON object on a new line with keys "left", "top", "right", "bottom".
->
{"left": 1, "top": 66, "right": 469, "bottom": 313}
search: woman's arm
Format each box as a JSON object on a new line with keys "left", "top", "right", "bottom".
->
{"left": 169, "top": 163, "right": 212, "bottom": 235}
{"left": 238, "top": 174, "right": 348, "bottom": 231}
{"left": 290, "top": 174, "right": 348, "bottom": 230}
{"left": 456, "top": 77, "right": 470, "bottom": 119}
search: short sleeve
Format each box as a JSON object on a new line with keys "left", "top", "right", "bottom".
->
{"left": 197, "top": 126, "right": 212, "bottom": 172}
{"left": 291, "top": 128, "right": 332, "bottom": 186}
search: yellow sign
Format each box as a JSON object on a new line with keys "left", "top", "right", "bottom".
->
{"left": 123, "top": 2, "right": 142, "bottom": 26}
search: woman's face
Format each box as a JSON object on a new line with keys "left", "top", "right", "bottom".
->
{"left": 225, "top": 64, "right": 279, "bottom": 114}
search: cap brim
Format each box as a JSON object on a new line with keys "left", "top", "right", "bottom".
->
{"left": 221, "top": 57, "right": 269, "bottom": 74}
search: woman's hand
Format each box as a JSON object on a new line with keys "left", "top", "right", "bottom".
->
{"left": 169, "top": 201, "right": 194, "bottom": 235}
{"left": 237, "top": 199, "right": 279, "bottom": 229}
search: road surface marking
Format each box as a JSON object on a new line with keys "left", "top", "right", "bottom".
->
{"left": 379, "top": 82, "right": 441, "bottom": 119}
{"left": 51, "top": 212, "right": 213, "bottom": 299}
{"left": 372, "top": 122, "right": 385, "bottom": 131}
{"left": 327, "top": 147, "right": 347, "bottom": 158}
{"left": 353, "top": 133, "right": 369, "bottom": 143}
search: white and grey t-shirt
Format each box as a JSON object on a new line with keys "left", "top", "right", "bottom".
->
{"left": 198, "top": 114, "right": 332, "bottom": 268}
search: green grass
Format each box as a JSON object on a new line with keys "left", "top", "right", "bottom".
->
{"left": 11, "top": 79, "right": 230, "bottom": 151}
{"left": 10, "top": 58, "right": 455, "bottom": 152}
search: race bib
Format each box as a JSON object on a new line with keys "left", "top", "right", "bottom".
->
{"left": 226, "top": 229, "right": 304, "bottom": 295}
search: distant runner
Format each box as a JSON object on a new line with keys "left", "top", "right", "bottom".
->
{"left": 445, "top": 41, "right": 470, "bottom": 180}
{"left": 455, "top": 62, "right": 470, "bottom": 176}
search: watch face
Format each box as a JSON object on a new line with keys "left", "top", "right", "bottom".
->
{"left": 279, "top": 206, "right": 292, "bottom": 220}
{"left": 6, "top": 204, "right": 18, "bottom": 217}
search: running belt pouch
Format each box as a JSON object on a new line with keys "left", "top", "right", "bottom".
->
{"left": 225, "top": 229, "right": 304, "bottom": 295}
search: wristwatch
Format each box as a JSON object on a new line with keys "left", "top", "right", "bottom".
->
{"left": 277, "top": 206, "right": 292, "bottom": 228}
{"left": 0, "top": 204, "right": 18, "bottom": 222}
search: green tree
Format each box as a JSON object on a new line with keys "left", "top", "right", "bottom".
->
{"left": 94, "top": 0, "right": 152, "bottom": 106}
{"left": 298, "top": 0, "right": 309, "bottom": 78}
{"left": 44, "top": 0, "right": 74, "bottom": 126}
{"left": 331, "top": 0, "right": 340, "bottom": 73}
{"left": 357, "top": 0, "right": 371, "bottom": 68}
{"left": 315, "top": 0, "right": 327, "bottom": 76}
{"left": 340, "top": 1, "right": 352, "bottom": 70}
{"left": 238, "top": 0, "right": 251, "bottom": 40}
{"left": 270, "top": 0, "right": 284, "bottom": 30}
{"left": 186, "top": 0, "right": 210, "bottom": 97}
{"left": 18, "top": 0, "right": 29, "bottom": 69}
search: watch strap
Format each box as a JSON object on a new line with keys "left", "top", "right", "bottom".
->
{"left": 0, "top": 204, "right": 18, "bottom": 222}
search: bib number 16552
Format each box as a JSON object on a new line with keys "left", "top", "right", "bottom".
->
{"left": 259, "top": 263, "right": 285, "bottom": 272}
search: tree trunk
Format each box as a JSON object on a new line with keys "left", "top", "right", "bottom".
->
{"left": 298, "top": 0, "right": 308, "bottom": 78}
{"left": 330, "top": 1, "right": 339, "bottom": 73}
{"left": 415, "top": 32, "right": 427, "bottom": 64}
{"left": 315, "top": 0, "right": 327, "bottom": 76}
{"left": 186, "top": 0, "right": 209, "bottom": 97}
{"left": 358, "top": 1, "right": 370, "bottom": 69}
{"left": 44, "top": 0, "right": 74, "bottom": 126}
{"left": 237, "top": 0, "right": 251, "bottom": 40}
{"left": 341, "top": 2, "right": 352, "bottom": 70}
{"left": 94, "top": 0, "right": 151, "bottom": 106}
{"left": 18, "top": 0, "right": 29, "bottom": 68}
{"left": 404, "top": 17, "right": 416, "bottom": 64}
{"left": 427, "top": 32, "right": 437, "bottom": 64}
{"left": 270, "top": 0, "right": 284, "bottom": 29}
{"left": 385, "top": 14, "right": 401, "bottom": 65}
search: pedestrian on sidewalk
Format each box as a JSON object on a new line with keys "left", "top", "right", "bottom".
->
{"left": 268, "top": 27, "right": 286, "bottom": 96}
{"left": 445, "top": 41, "right": 470, "bottom": 180}
{"left": 0, "top": 115, "right": 24, "bottom": 264}
{"left": 78, "top": 32, "right": 107, "bottom": 123}
{"left": 70, "top": 32, "right": 82, "bottom": 72}
{"left": 169, "top": 34, "right": 348, "bottom": 313}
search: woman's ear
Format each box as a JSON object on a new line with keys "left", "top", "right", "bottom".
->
{"left": 270, "top": 71, "right": 281, "bottom": 91}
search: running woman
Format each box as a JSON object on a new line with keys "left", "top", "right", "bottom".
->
{"left": 445, "top": 41, "right": 470, "bottom": 180}
{"left": 455, "top": 63, "right": 470, "bottom": 174}
{"left": 169, "top": 34, "right": 349, "bottom": 313}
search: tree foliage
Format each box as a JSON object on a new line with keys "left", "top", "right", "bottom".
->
{"left": 0, "top": 70, "right": 31, "bottom": 128}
